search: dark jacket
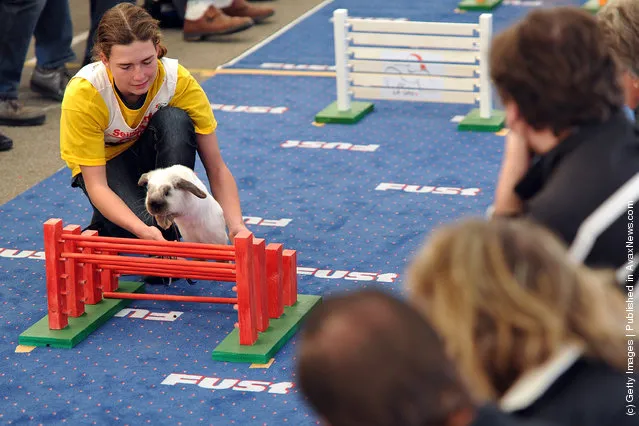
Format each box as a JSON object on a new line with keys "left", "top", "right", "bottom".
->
{"left": 499, "top": 344, "right": 636, "bottom": 426}
{"left": 472, "top": 405, "right": 560, "bottom": 426}
{"left": 515, "top": 110, "right": 639, "bottom": 287}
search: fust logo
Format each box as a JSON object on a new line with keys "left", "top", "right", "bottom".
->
{"left": 161, "top": 373, "right": 294, "bottom": 394}
{"left": 281, "top": 140, "right": 379, "bottom": 152}
{"left": 244, "top": 216, "right": 292, "bottom": 227}
{"left": 211, "top": 104, "right": 288, "bottom": 114}
{"left": 261, "top": 63, "right": 335, "bottom": 71}
{"left": 0, "top": 249, "right": 45, "bottom": 260}
{"left": 375, "top": 182, "right": 481, "bottom": 196}
{"left": 298, "top": 267, "right": 398, "bottom": 282}
{"left": 115, "top": 308, "right": 183, "bottom": 322}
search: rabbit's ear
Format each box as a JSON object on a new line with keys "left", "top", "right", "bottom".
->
{"left": 138, "top": 173, "right": 150, "bottom": 187}
{"left": 175, "top": 178, "right": 207, "bottom": 199}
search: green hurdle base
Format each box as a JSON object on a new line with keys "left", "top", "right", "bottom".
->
{"left": 212, "top": 294, "right": 322, "bottom": 363}
{"left": 19, "top": 281, "right": 145, "bottom": 349}
{"left": 315, "top": 101, "right": 374, "bottom": 124}
{"left": 582, "top": 0, "right": 603, "bottom": 13}
{"left": 457, "top": 0, "right": 504, "bottom": 11}
{"left": 458, "top": 108, "right": 506, "bottom": 132}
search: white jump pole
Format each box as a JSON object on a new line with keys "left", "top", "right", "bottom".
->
{"left": 478, "top": 13, "right": 492, "bottom": 119}
{"left": 333, "top": 9, "right": 352, "bottom": 112}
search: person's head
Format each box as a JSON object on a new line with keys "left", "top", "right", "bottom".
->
{"left": 598, "top": 0, "right": 639, "bottom": 109}
{"left": 490, "top": 7, "right": 624, "bottom": 154}
{"left": 407, "top": 218, "right": 627, "bottom": 401}
{"left": 93, "top": 3, "right": 168, "bottom": 98}
{"left": 297, "top": 288, "right": 477, "bottom": 426}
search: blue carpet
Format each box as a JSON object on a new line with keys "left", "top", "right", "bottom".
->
{"left": 0, "top": 0, "right": 584, "bottom": 424}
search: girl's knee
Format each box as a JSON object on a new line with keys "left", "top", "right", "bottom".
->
{"left": 151, "top": 106, "right": 193, "bottom": 131}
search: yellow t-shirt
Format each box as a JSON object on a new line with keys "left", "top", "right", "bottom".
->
{"left": 60, "top": 59, "right": 217, "bottom": 176}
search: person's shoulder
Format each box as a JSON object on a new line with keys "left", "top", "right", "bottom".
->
{"left": 175, "top": 62, "right": 196, "bottom": 81}
{"left": 63, "top": 73, "right": 103, "bottom": 110}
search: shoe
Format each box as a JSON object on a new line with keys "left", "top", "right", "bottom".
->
{"left": 30, "top": 65, "right": 71, "bottom": 102}
{"left": 0, "top": 132, "right": 13, "bottom": 151}
{"left": 183, "top": 6, "right": 254, "bottom": 41}
{"left": 222, "top": 0, "right": 274, "bottom": 23}
{"left": 0, "top": 99, "right": 46, "bottom": 126}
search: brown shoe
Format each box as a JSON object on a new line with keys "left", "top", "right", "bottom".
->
{"left": 183, "top": 5, "right": 254, "bottom": 41}
{"left": 0, "top": 99, "right": 46, "bottom": 126}
{"left": 222, "top": 0, "right": 275, "bottom": 23}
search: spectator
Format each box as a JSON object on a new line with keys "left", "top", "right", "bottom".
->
{"left": 597, "top": 0, "right": 639, "bottom": 124}
{"left": 407, "top": 218, "right": 632, "bottom": 426}
{"left": 146, "top": 0, "right": 274, "bottom": 40}
{"left": 297, "top": 288, "right": 556, "bottom": 426}
{"left": 0, "top": 0, "right": 75, "bottom": 126}
{"left": 490, "top": 6, "right": 639, "bottom": 285}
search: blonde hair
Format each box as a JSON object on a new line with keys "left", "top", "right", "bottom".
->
{"left": 92, "top": 3, "right": 168, "bottom": 61}
{"left": 598, "top": 0, "right": 639, "bottom": 76}
{"left": 406, "top": 218, "right": 628, "bottom": 401}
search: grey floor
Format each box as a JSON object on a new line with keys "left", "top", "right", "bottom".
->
{"left": 0, "top": 0, "right": 324, "bottom": 205}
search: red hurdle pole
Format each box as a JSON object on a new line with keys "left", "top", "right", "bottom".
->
{"left": 74, "top": 240, "right": 235, "bottom": 261}
{"left": 102, "top": 292, "right": 238, "bottom": 304}
{"left": 100, "top": 248, "right": 118, "bottom": 292}
{"left": 106, "top": 268, "right": 235, "bottom": 282}
{"left": 235, "top": 231, "right": 258, "bottom": 345}
{"left": 266, "top": 243, "right": 284, "bottom": 319}
{"left": 253, "top": 238, "right": 269, "bottom": 332}
{"left": 44, "top": 219, "right": 68, "bottom": 329}
{"left": 69, "top": 255, "right": 236, "bottom": 274}
{"left": 80, "top": 230, "right": 102, "bottom": 304}
{"left": 62, "top": 224, "right": 85, "bottom": 317}
{"left": 62, "top": 252, "right": 236, "bottom": 270}
{"left": 282, "top": 249, "right": 298, "bottom": 307}
{"left": 62, "top": 233, "right": 232, "bottom": 251}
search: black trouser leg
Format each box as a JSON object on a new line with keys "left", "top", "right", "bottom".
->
{"left": 72, "top": 106, "right": 198, "bottom": 240}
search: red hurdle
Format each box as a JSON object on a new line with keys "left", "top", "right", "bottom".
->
{"left": 43, "top": 218, "right": 298, "bottom": 346}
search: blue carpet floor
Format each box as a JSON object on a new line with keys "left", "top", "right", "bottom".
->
{"left": 0, "top": 0, "right": 583, "bottom": 424}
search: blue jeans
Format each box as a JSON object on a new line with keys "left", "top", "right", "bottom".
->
{"left": 72, "top": 107, "right": 198, "bottom": 240}
{"left": 0, "top": 0, "right": 76, "bottom": 99}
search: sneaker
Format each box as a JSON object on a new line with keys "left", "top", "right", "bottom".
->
{"left": 30, "top": 65, "right": 71, "bottom": 102}
{"left": 0, "top": 132, "right": 13, "bottom": 151}
{"left": 0, "top": 99, "right": 46, "bottom": 126}
{"left": 183, "top": 5, "right": 254, "bottom": 41}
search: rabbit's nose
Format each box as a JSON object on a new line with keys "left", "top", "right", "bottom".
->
{"left": 148, "top": 199, "right": 167, "bottom": 213}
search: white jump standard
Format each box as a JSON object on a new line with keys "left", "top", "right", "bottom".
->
{"left": 316, "top": 9, "right": 505, "bottom": 132}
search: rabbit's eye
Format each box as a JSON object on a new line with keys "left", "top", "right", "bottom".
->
{"left": 164, "top": 188, "right": 170, "bottom": 197}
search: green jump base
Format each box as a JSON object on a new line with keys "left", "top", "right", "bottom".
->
{"left": 315, "top": 101, "right": 374, "bottom": 124}
{"left": 582, "top": 0, "right": 602, "bottom": 13}
{"left": 212, "top": 294, "right": 322, "bottom": 363}
{"left": 18, "top": 281, "right": 145, "bottom": 349}
{"left": 458, "top": 108, "right": 506, "bottom": 132}
{"left": 458, "top": 0, "right": 503, "bottom": 11}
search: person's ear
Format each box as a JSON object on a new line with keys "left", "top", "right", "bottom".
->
{"left": 99, "top": 52, "right": 109, "bottom": 68}
{"left": 504, "top": 101, "right": 521, "bottom": 131}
